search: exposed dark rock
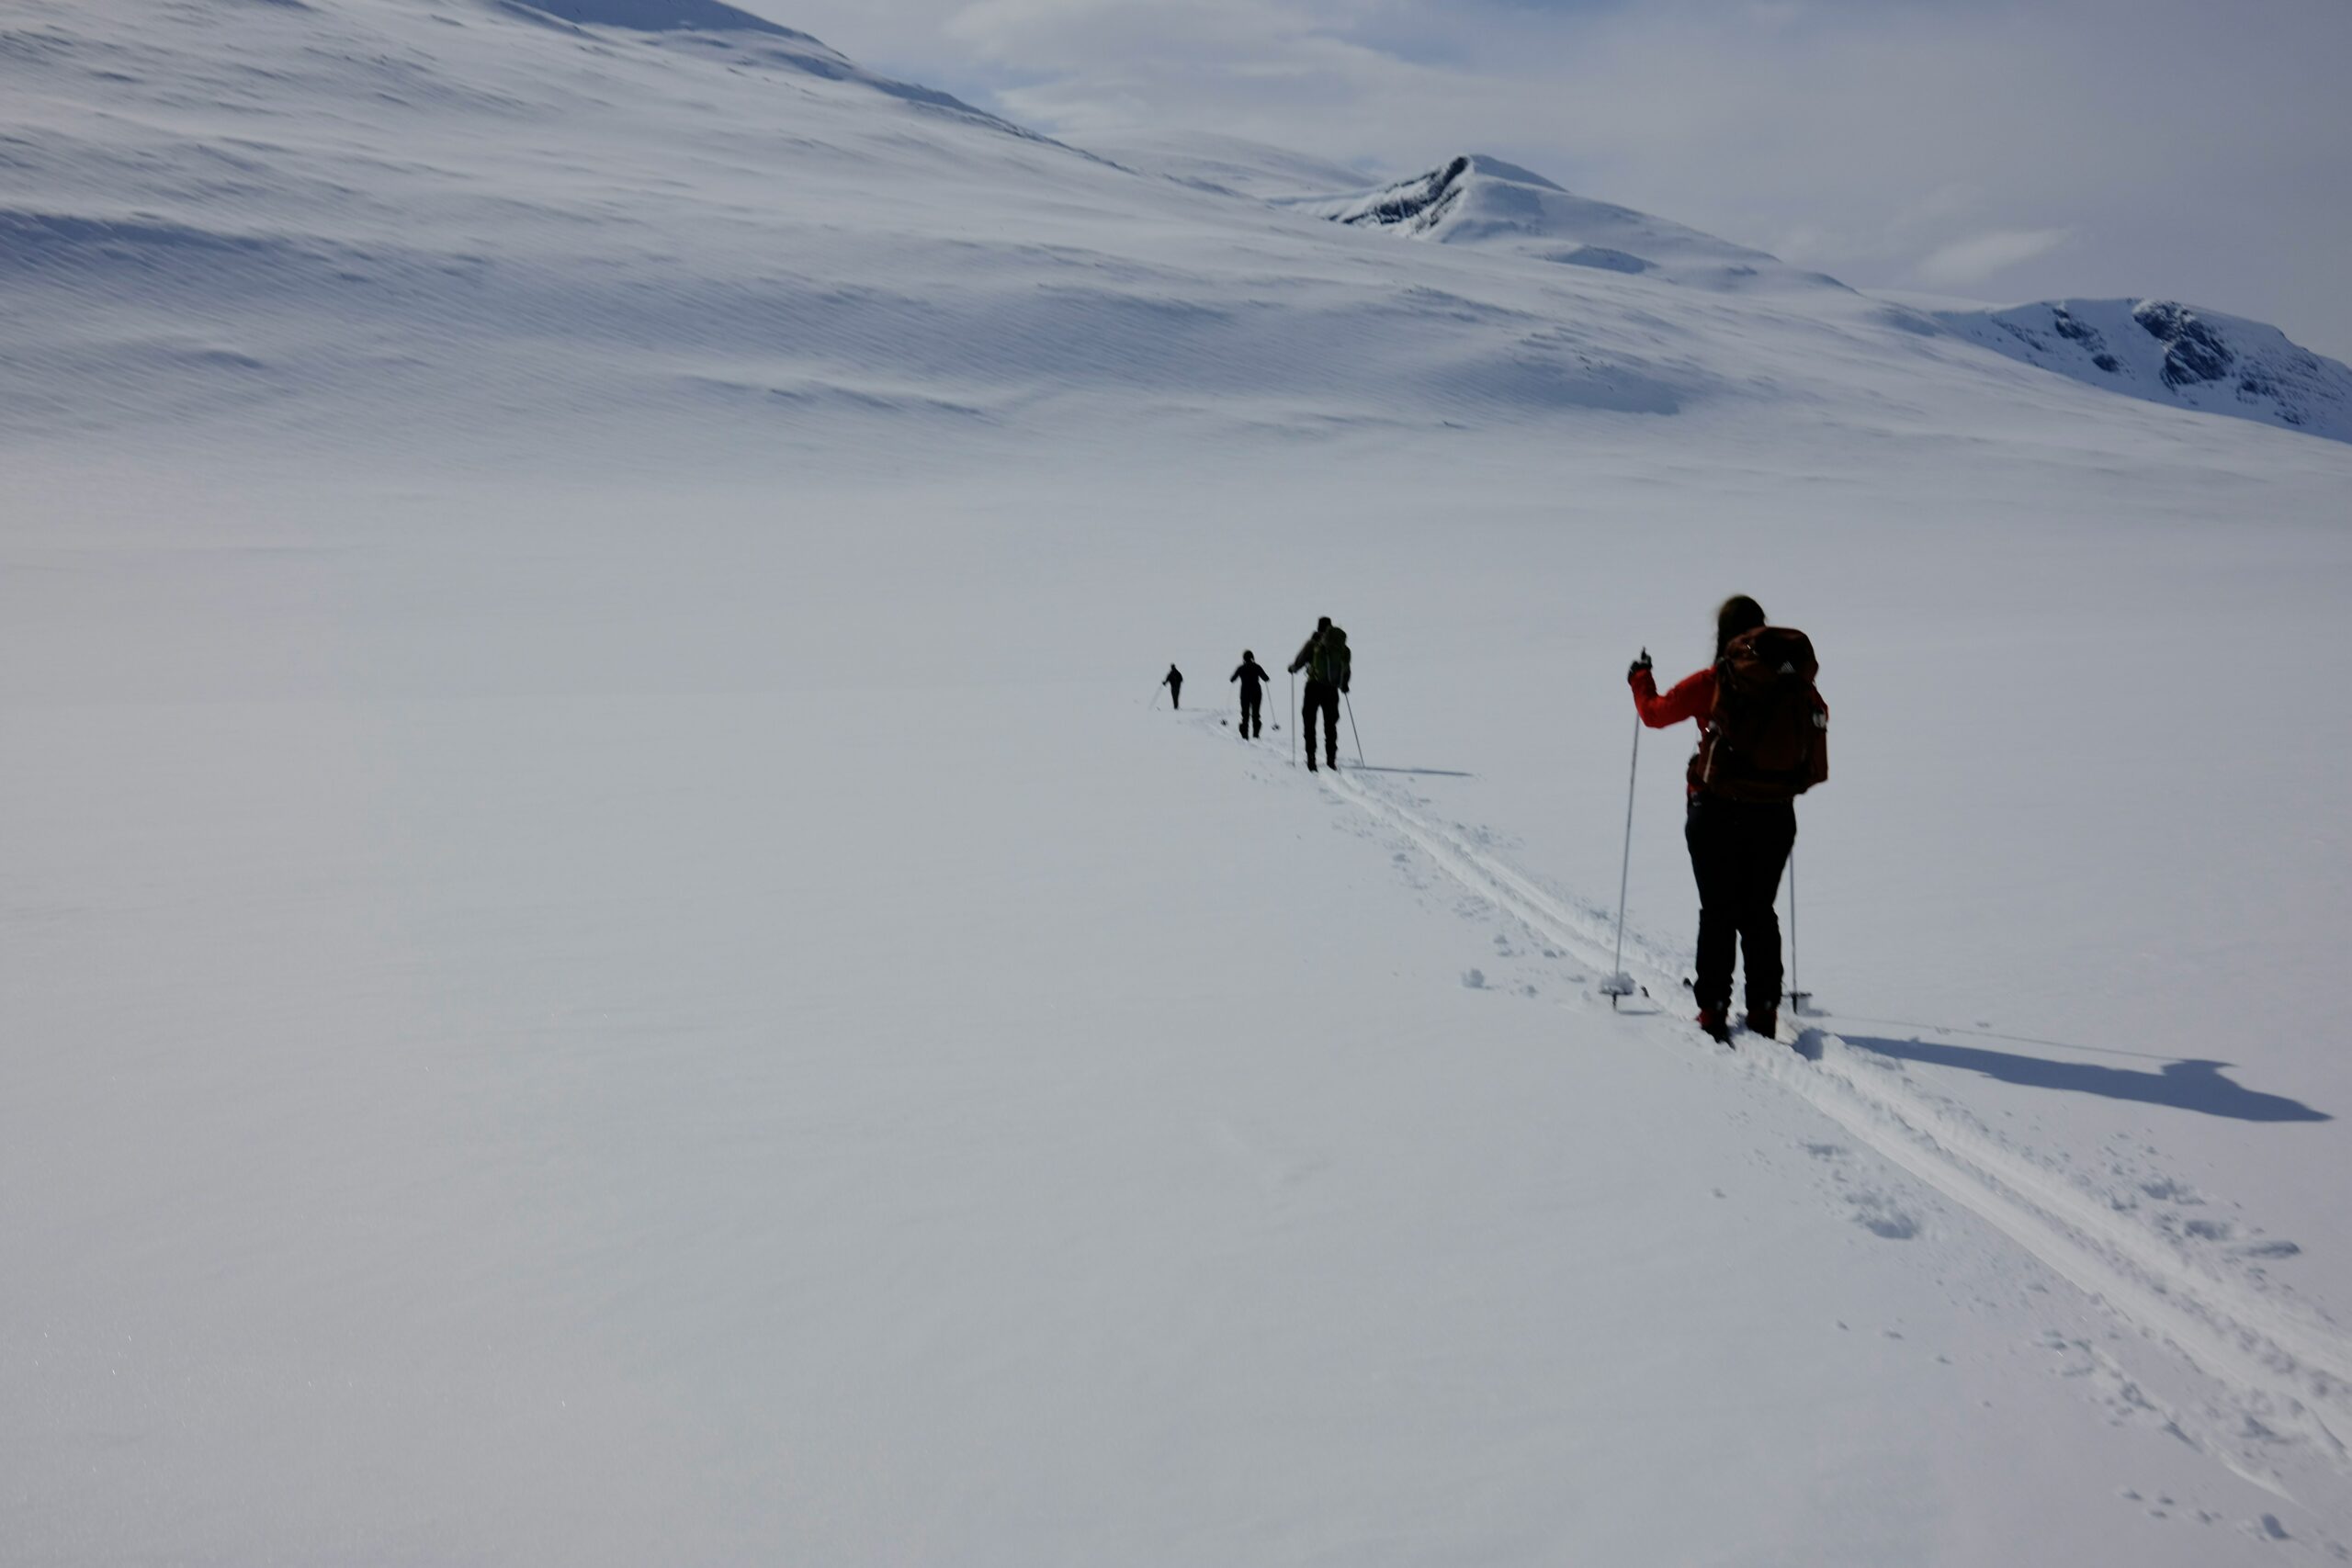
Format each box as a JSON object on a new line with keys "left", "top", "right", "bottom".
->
{"left": 2134, "top": 299, "right": 2234, "bottom": 388}
{"left": 1344, "top": 156, "right": 1471, "bottom": 233}
{"left": 2052, "top": 308, "right": 2098, "bottom": 345}
{"left": 1939, "top": 299, "right": 2352, "bottom": 442}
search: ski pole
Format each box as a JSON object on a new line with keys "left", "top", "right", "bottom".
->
{"left": 1342, "top": 691, "right": 1365, "bottom": 768}
{"left": 1289, "top": 671, "right": 1297, "bottom": 767}
{"left": 1601, "top": 705, "right": 1641, "bottom": 1007}
{"left": 1786, "top": 846, "right": 1810, "bottom": 1016}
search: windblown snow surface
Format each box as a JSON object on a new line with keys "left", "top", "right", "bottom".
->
{"left": 6, "top": 2, "right": 2352, "bottom": 1564}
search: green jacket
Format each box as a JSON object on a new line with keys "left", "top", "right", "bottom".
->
{"left": 1288, "top": 626, "right": 1351, "bottom": 688}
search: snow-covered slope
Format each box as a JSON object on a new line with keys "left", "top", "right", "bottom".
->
{"left": 485, "top": 0, "right": 1036, "bottom": 127}
{"left": 0, "top": 0, "right": 2175, "bottom": 456}
{"left": 1281, "top": 152, "right": 1843, "bottom": 291}
{"left": 8, "top": 3, "right": 2352, "bottom": 1565}
{"left": 1931, "top": 298, "right": 2352, "bottom": 443}
{"left": 1280, "top": 156, "right": 2352, "bottom": 442}
{"left": 1080, "top": 130, "right": 1374, "bottom": 201}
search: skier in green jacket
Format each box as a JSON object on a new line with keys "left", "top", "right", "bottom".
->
{"left": 1286, "top": 617, "right": 1351, "bottom": 772}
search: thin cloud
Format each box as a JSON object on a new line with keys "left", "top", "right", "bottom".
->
{"left": 1917, "top": 229, "right": 2075, "bottom": 290}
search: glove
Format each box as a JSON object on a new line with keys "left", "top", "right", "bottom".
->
{"left": 1340, "top": 681, "right": 1350, "bottom": 694}
{"left": 1627, "top": 649, "right": 1653, "bottom": 681}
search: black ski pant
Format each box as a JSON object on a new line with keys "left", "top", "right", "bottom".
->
{"left": 1239, "top": 688, "right": 1263, "bottom": 737}
{"left": 1168, "top": 680, "right": 1182, "bottom": 709}
{"left": 1684, "top": 793, "right": 1796, "bottom": 1018}
{"left": 1302, "top": 680, "right": 1340, "bottom": 765}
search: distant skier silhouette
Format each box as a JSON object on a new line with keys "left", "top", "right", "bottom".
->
{"left": 1161, "top": 663, "right": 1183, "bottom": 709}
{"left": 1230, "top": 650, "right": 1271, "bottom": 738}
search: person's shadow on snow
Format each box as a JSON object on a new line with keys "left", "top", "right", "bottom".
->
{"left": 1838, "top": 1037, "right": 2330, "bottom": 1123}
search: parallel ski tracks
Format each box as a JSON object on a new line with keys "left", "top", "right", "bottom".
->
{"left": 1324, "top": 767, "right": 2352, "bottom": 1495}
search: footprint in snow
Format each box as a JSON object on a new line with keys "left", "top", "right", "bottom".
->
{"left": 1848, "top": 1190, "right": 1921, "bottom": 1240}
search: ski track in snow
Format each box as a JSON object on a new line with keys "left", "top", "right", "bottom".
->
{"left": 1204, "top": 716, "right": 2352, "bottom": 1521}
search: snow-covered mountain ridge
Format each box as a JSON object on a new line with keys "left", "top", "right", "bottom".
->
{"left": 1928, "top": 298, "right": 2352, "bottom": 442}
{"left": 0, "top": 0, "right": 1732, "bottom": 447}
{"left": 6, "top": 0, "right": 2345, "bottom": 458}
{"left": 1264, "top": 149, "right": 2352, "bottom": 442}
{"left": 1279, "top": 152, "right": 1840, "bottom": 293}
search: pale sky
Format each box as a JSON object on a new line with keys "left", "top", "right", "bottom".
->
{"left": 759, "top": 0, "right": 2352, "bottom": 360}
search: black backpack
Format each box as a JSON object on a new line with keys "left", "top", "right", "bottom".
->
{"left": 1699, "top": 626, "right": 1826, "bottom": 802}
{"left": 1309, "top": 626, "right": 1351, "bottom": 687}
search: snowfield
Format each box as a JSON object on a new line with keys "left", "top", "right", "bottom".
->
{"left": 6, "top": 1, "right": 2352, "bottom": 1563}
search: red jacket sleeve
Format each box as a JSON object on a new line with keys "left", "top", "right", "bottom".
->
{"left": 1631, "top": 666, "right": 1714, "bottom": 729}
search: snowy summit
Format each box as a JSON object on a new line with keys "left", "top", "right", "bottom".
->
{"left": 1283, "top": 152, "right": 1842, "bottom": 291}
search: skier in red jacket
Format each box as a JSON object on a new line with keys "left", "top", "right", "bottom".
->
{"left": 1630, "top": 594, "right": 1826, "bottom": 1045}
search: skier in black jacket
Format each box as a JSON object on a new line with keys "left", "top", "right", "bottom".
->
{"left": 1230, "top": 651, "right": 1271, "bottom": 738}
{"left": 1161, "top": 663, "right": 1183, "bottom": 709}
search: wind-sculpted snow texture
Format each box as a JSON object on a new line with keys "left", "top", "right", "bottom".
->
{"left": 1933, "top": 299, "right": 2352, "bottom": 443}
{"left": 8, "top": 2, "right": 2352, "bottom": 1564}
